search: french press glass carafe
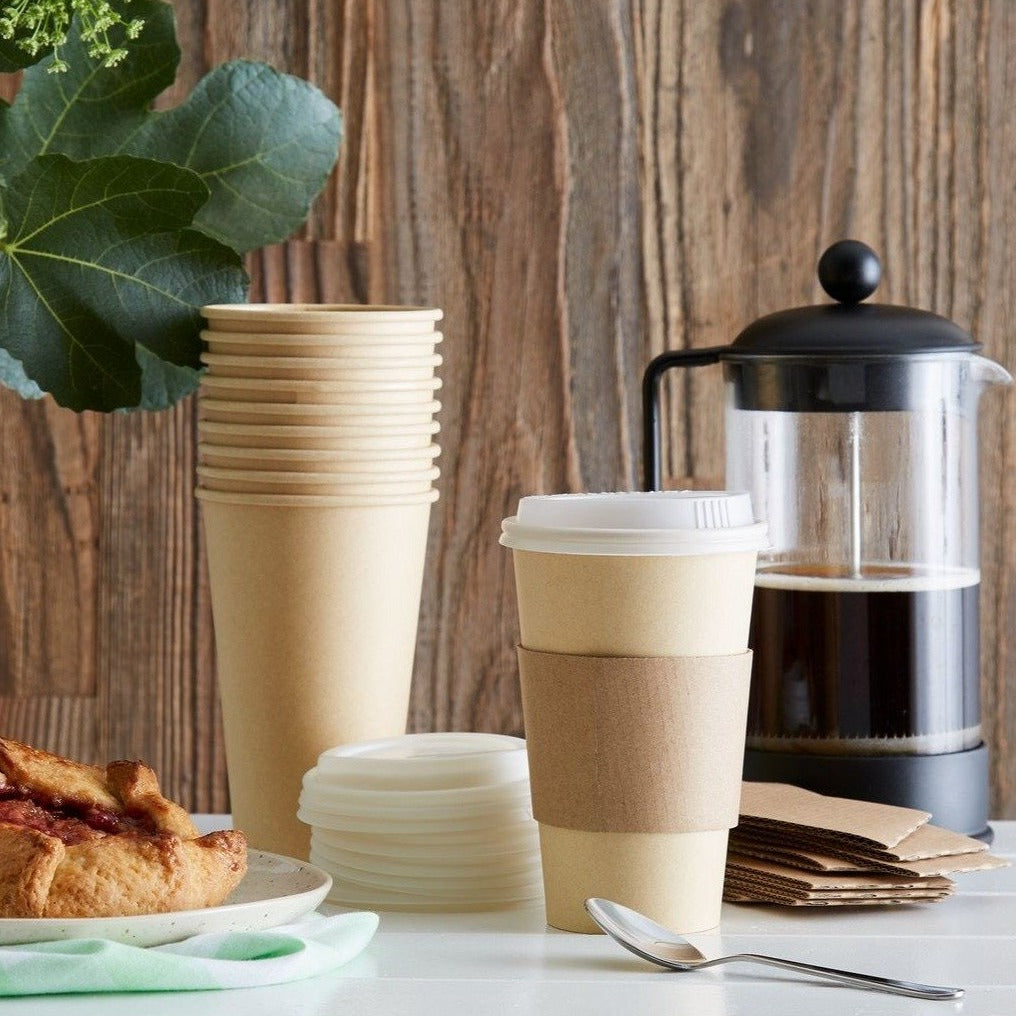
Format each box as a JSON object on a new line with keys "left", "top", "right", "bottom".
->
{"left": 643, "top": 240, "right": 1010, "bottom": 836}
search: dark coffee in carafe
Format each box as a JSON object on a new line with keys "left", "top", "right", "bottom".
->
{"left": 746, "top": 564, "right": 980, "bottom": 755}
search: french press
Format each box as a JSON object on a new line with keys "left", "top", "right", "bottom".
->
{"left": 643, "top": 240, "right": 1011, "bottom": 836}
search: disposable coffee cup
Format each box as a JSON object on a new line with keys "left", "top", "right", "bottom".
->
{"left": 198, "top": 443, "right": 442, "bottom": 472}
{"left": 195, "top": 487, "right": 439, "bottom": 508}
{"left": 202, "top": 304, "right": 442, "bottom": 335}
{"left": 197, "top": 399, "right": 442, "bottom": 427}
{"left": 500, "top": 491, "right": 767, "bottom": 934}
{"left": 202, "top": 330, "right": 443, "bottom": 358}
{"left": 199, "top": 352, "right": 442, "bottom": 381}
{"left": 198, "top": 375, "right": 442, "bottom": 405}
{"left": 198, "top": 494, "right": 435, "bottom": 858}
{"left": 196, "top": 420, "right": 440, "bottom": 451}
{"left": 196, "top": 464, "right": 439, "bottom": 496}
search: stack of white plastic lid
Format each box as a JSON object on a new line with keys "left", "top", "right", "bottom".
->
{"left": 298, "top": 733, "right": 543, "bottom": 911}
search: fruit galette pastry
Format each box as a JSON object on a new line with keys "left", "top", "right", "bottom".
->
{"left": 0, "top": 737, "right": 247, "bottom": 918}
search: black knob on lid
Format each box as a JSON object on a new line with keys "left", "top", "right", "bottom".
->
{"left": 728, "top": 239, "right": 970, "bottom": 360}
{"left": 722, "top": 239, "right": 979, "bottom": 412}
{"left": 817, "top": 240, "right": 882, "bottom": 303}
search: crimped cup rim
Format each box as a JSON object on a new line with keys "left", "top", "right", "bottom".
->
{"left": 197, "top": 442, "right": 441, "bottom": 462}
{"left": 199, "top": 352, "right": 443, "bottom": 369}
{"left": 196, "top": 420, "right": 441, "bottom": 437}
{"left": 202, "top": 304, "right": 443, "bottom": 322}
{"left": 195, "top": 487, "right": 440, "bottom": 507}
{"left": 197, "top": 398, "right": 442, "bottom": 416}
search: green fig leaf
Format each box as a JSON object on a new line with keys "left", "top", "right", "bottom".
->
{"left": 123, "top": 60, "right": 342, "bottom": 252}
{"left": 0, "top": 0, "right": 179, "bottom": 180}
{"left": 0, "top": 346, "right": 44, "bottom": 398}
{"left": 0, "top": 154, "right": 245, "bottom": 411}
{"left": 0, "top": 0, "right": 341, "bottom": 411}
{"left": 0, "top": 3, "right": 340, "bottom": 254}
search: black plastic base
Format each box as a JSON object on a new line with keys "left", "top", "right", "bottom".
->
{"left": 743, "top": 742, "right": 991, "bottom": 839}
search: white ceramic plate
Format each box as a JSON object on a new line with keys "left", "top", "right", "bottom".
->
{"left": 0, "top": 849, "right": 332, "bottom": 947}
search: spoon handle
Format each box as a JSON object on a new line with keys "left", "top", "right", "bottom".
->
{"left": 719, "top": 953, "right": 963, "bottom": 1000}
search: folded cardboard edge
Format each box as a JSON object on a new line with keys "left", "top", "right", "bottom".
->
{"left": 739, "top": 781, "right": 930, "bottom": 850}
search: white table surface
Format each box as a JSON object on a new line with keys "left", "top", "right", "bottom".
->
{"left": 3, "top": 819, "right": 1014, "bottom": 1015}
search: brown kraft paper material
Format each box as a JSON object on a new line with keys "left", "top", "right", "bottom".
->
{"left": 517, "top": 648, "right": 753, "bottom": 833}
{"left": 738, "top": 781, "right": 930, "bottom": 850}
{"left": 728, "top": 840, "right": 1005, "bottom": 877}
{"left": 723, "top": 860, "right": 954, "bottom": 906}
{"left": 725, "top": 854, "right": 954, "bottom": 893}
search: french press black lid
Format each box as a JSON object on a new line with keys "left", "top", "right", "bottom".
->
{"left": 643, "top": 240, "right": 979, "bottom": 490}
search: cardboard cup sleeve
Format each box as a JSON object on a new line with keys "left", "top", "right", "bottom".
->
{"left": 516, "top": 648, "right": 753, "bottom": 834}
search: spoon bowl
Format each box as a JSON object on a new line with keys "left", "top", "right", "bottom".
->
{"left": 584, "top": 897, "right": 962, "bottom": 1001}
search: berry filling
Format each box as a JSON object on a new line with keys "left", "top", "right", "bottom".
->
{"left": 0, "top": 784, "right": 157, "bottom": 845}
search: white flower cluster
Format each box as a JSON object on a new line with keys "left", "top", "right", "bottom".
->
{"left": 0, "top": 0, "right": 144, "bottom": 72}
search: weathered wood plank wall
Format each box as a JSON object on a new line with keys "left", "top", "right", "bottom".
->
{"left": 1, "top": 0, "right": 1014, "bottom": 816}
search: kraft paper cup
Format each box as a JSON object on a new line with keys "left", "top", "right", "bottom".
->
{"left": 199, "top": 352, "right": 442, "bottom": 381}
{"left": 198, "top": 375, "right": 442, "bottom": 405}
{"left": 499, "top": 491, "right": 768, "bottom": 934}
{"left": 202, "top": 304, "right": 442, "bottom": 335}
{"left": 196, "top": 421, "right": 440, "bottom": 451}
{"left": 195, "top": 488, "right": 439, "bottom": 508}
{"left": 197, "top": 494, "right": 435, "bottom": 858}
{"left": 198, "top": 443, "right": 442, "bottom": 472}
{"left": 196, "top": 465, "right": 439, "bottom": 496}
{"left": 202, "top": 330, "right": 444, "bottom": 358}
{"left": 197, "top": 399, "right": 442, "bottom": 427}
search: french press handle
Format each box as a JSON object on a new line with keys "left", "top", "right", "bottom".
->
{"left": 641, "top": 346, "right": 727, "bottom": 492}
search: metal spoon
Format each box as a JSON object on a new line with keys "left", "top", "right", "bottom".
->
{"left": 584, "top": 898, "right": 963, "bottom": 1001}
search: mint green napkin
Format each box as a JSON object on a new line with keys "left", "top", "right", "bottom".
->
{"left": 0, "top": 912, "right": 379, "bottom": 996}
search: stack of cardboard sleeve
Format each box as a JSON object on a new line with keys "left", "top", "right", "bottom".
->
{"left": 724, "top": 782, "right": 1008, "bottom": 907}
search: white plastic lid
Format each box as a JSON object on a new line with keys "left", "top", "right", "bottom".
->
{"left": 296, "top": 802, "right": 535, "bottom": 835}
{"left": 299, "top": 769, "right": 532, "bottom": 817}
{"left": 309, "top": 836, "right": 539, "bottom": 873}
{"left": 315, "top": 733, "right": 528, "bottom": 790}
{"left": 499, "top": 491, "right": 768, "bottom": 556}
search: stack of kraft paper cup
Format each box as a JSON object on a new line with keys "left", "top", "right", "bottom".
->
{"left": 195, "top": 304, "right": 443, "bottom": 861}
